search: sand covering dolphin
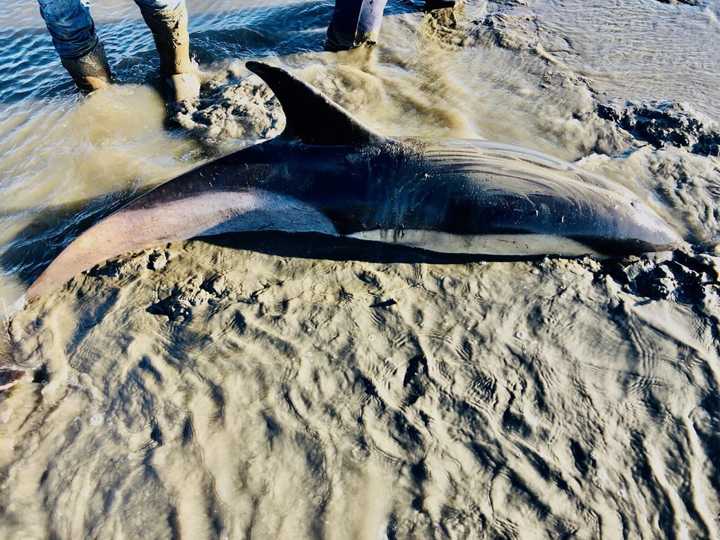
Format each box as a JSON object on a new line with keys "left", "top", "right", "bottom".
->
{"left": 26, "top": 61, "right": 681, "bottom": 301}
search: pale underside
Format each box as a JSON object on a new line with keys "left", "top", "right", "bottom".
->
{"left": 349, "top": 229, "right": 598, "bottom": 256}
{"left": 26, "top": 188, "right": 602, "bottom": 301}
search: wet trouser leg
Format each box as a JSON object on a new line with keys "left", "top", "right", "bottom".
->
{"left": 132, "top": 0, "right": 185, "bottom": 15}
{"left": 37, "top": 0, "right": 98, "bottom": 59}
{"left": 325, "top": 0, "right": 458, "bottom": 50}
{"left": 326, "top": 0, "right": 388, "bottom": 51}
{"left": 133, "top": 0, "right": 192, "bottom": 76}
{"left": 134, "top": 0, "right": 199, "bottom": 104}
{"left": 425, "top": 0, "right": 457, "bottom": 7}
{"left": 37, "top": 0, "right": 111, "bottom": 91}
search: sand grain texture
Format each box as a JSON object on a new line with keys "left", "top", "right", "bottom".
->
{"left": 2, "top": 242, "right": 720, "bottom": 539}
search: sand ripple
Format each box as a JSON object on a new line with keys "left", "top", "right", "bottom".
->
{"left": 1, "top": 242, "right": 719, "bottom": 538}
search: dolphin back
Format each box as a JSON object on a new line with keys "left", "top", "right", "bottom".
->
{"left": 358, "top": 139, "right": 682, "bottom": 256}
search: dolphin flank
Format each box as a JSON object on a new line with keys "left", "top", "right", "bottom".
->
{"left": 26, "top": 61, "right": 681, "bottom": 301}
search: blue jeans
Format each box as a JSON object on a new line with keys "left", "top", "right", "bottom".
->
{"left": 38, "top": 0, "right": 185, "bottom": 59}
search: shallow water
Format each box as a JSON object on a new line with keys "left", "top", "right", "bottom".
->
{"left": 1, "top": 1, "right": 720, "bottom": 539}
{"left": 536, "top": 0, "right": 720, "bottom": 117}
{"left": 1, "top": 0, "right": 719, "bottom": 311}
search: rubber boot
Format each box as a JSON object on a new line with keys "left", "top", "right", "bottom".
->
{"left": 60, "top": 40, "right": 112, "bottom": 93}
{"left": 327, "top": 0, "right": 388, "bottom": 51}
{"left": 139, "top": 4, "right": 200, "bottom": 106}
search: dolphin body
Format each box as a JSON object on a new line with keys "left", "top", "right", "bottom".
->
{"left": 26, "top": 61, "right": 680, "bottom": 301}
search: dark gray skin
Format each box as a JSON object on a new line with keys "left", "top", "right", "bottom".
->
{"left": 26, "top": 61, "right": 681, "bottom": 301}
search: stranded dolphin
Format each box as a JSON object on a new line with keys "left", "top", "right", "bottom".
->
{"left": 26, "top": 61, "right": 681, "bottom": 301}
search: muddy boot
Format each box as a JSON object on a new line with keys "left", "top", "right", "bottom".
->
{"left": 60, "top": 40, "right": 112, "bottom": 93}
{"left": 139, "top": 4, "right": 200, "bottom": 108}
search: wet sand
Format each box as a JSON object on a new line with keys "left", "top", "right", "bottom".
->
{"left": 1, "top": 1, "right": 720, "bottom": 538}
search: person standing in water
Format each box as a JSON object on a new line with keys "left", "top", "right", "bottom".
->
{"left": 327, "top": 0, "right": 457, "bottom": 50}
{"left": 37, "top": 0, "right": 199, "bottom": 106}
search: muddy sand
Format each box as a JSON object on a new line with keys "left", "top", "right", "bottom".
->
{"left": 2, "top": 1, "right": 720, "bottom": 538}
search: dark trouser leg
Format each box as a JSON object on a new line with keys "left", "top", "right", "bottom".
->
{"left": 425, "top": 0, "right": 457, "bottom": 8}
{"left": 37, "top": 0, "right": 111, "bottom": 92}
{"left": 326, "top": 0, "right": 388, "bottom": 51}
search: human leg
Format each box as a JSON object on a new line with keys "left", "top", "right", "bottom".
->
{"left": 37, "top": 0, "right": 111, "bottom": 91}
{"left": 326, "top": 0, "right": 388, "bottom": 51}
{"left": 134, "top": 0, "right": 199, "bottom": 104}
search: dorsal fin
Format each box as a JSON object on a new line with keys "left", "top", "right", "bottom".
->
{"left": 246, "top": 61, "right": 384, "bottom": 146}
